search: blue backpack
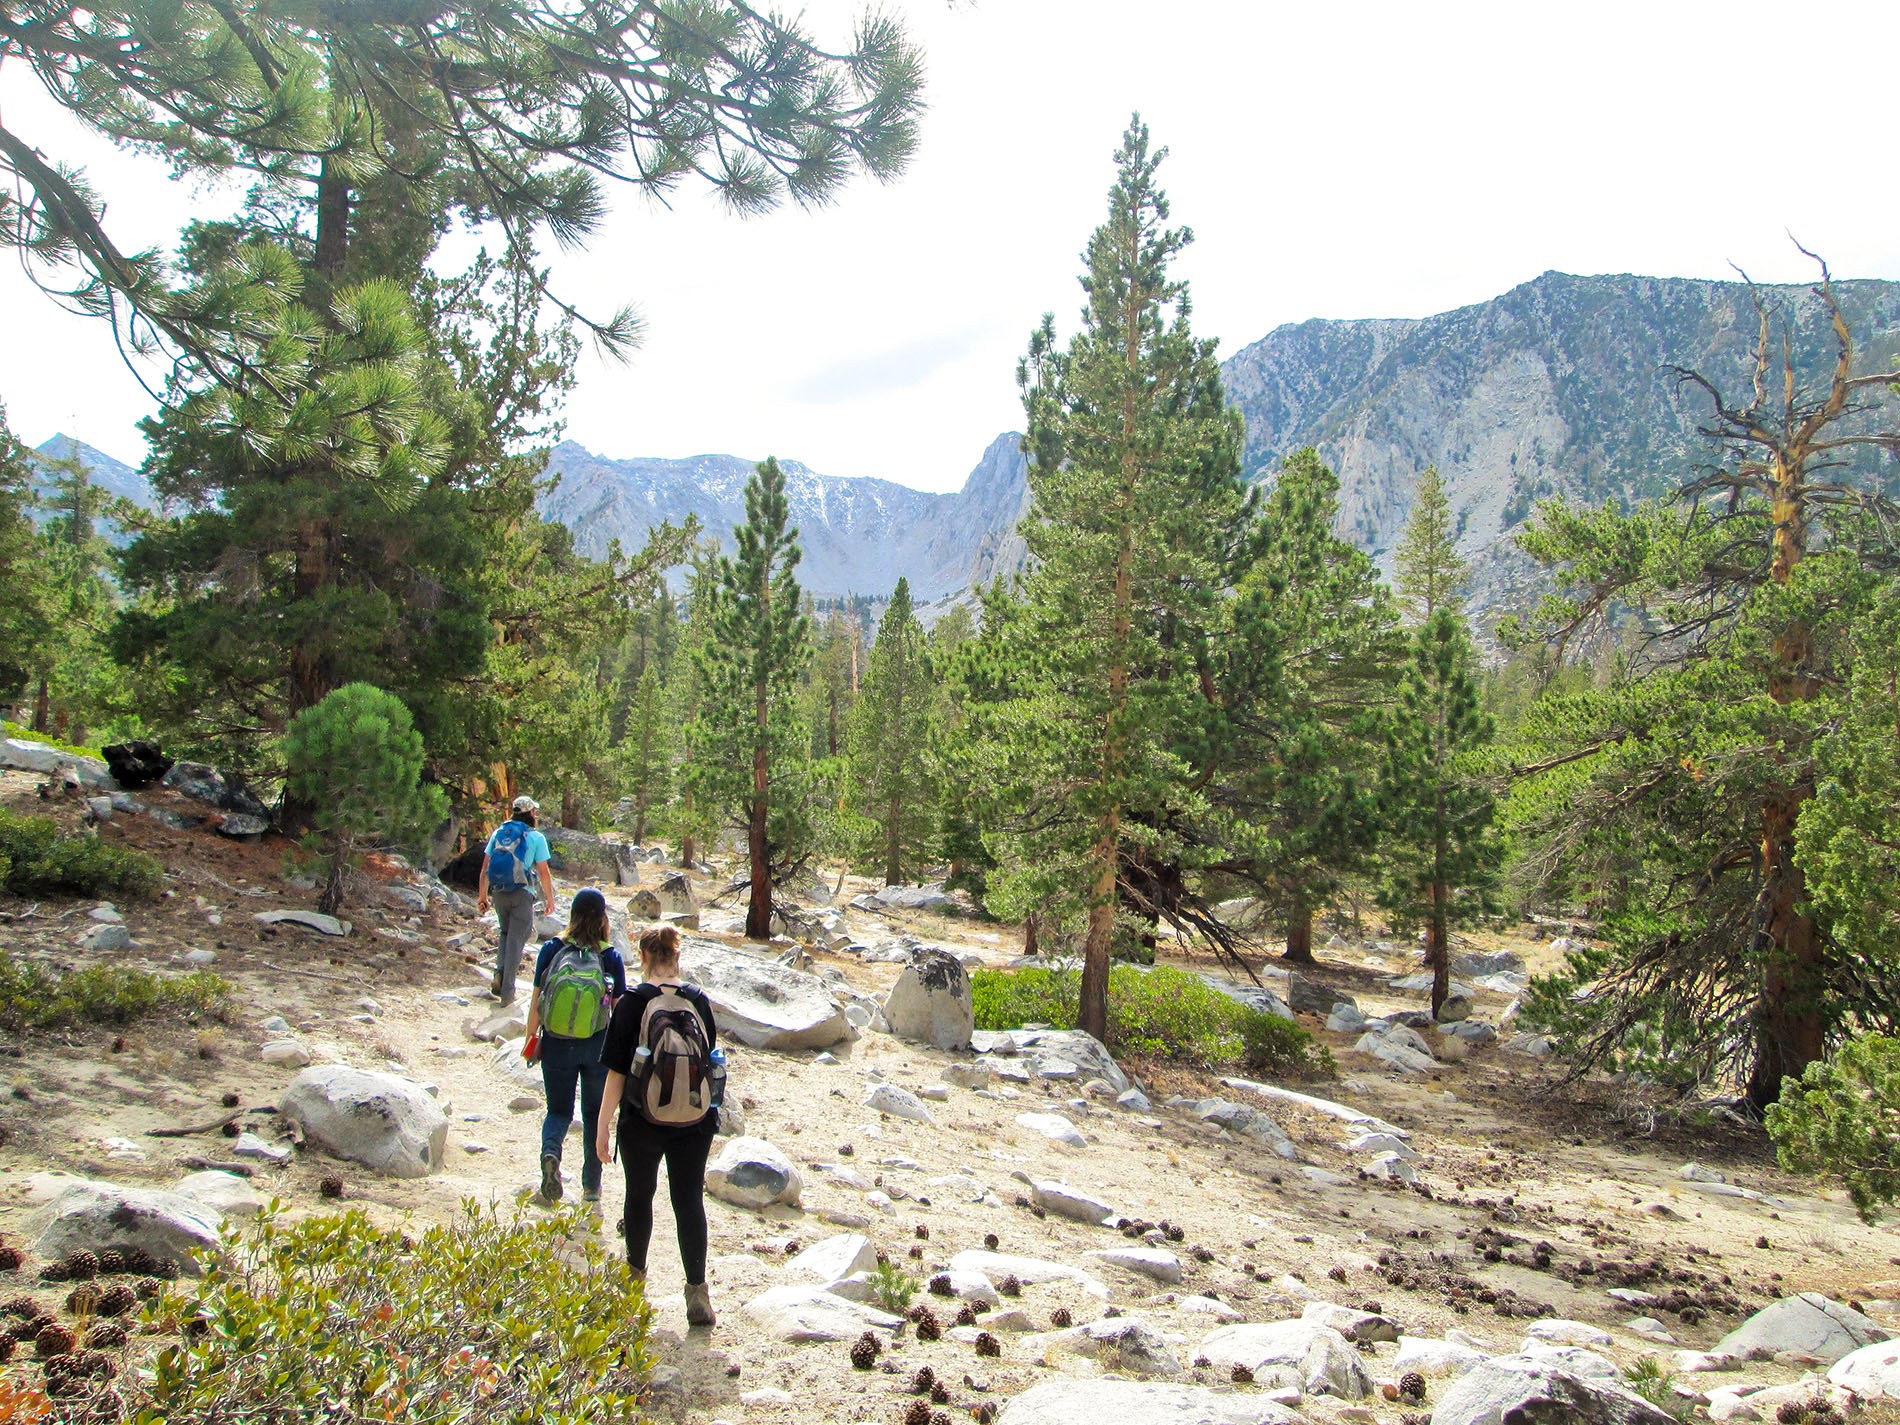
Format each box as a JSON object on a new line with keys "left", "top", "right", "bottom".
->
{"left": 488, "top": 820, "right": 533, "bottom": 891}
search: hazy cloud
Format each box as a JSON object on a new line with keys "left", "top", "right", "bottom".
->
{"left": 785, "top": 330, "right": 981, "bottom": 404}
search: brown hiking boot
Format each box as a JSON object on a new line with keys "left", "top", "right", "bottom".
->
{"left": 685, "top": 1281, "right": 714, "bottom": 1326}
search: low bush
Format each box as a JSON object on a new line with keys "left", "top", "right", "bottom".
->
{"left": 1, "top": 722, "right": 104, "bottom": 759}
{"left": 0, "top": 952, "right": 233, "bottom": 1032}
{"left": 122, "top": 1206, "right": 653, "bottom": 1423}
{"left": 1766, "top": 1032, "right": 1900, "bottom": 1223}
{"left": 971, "top": 963, "right": 1332, "bottom": 1077}
{"left": 0, "top": 810, "right": 163, "bottom": 899}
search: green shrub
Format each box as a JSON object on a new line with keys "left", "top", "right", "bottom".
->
{"left": 0, "top": 951, "right": 232, "bottom": 1031}
{"left": 868, "top": 1259, "right": 917, "bottom": 1313}
{"left": 970, "top": 962, "right": 1331, "bottom": 1077}
{"left": 126, "top": 1205, "right": 651, "bottom": 1423}
{"left": 1766, "top": 1033, "right": 1900, "bottom": 1223}
{"left": 2, "top": 720, "right": 104, "bottom": 758}
{"left": 1238, "top": 1007, "right": 1336, "bottom": 1078}
{"left": 0, "top": 808, "right": 163, "bottom": 898}
{"left": 284, "top": 683, "right": 448, "bottom": 915}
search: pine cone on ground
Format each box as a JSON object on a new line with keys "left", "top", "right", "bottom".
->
{"left": 1399, "top": 1370, "right": 1426, "bottom": 1402}
{"left": 983, "top": 1234, "right": 998, "bottom": 1250}
{"left": 85, "top": 1322, "right": 128, "bottom": 1350}
{"left": 909, "top": 1367, "right": 935, "bottom": 1394}
{"left": 319, "top": 1176, "right": 345, "bottom": 1200}
{"left": 96, "top": 1249, "right": 126, "bottom": 1275}
{"left": 1048, "top": 1308, "right": 1072, "bottom": 1329}
{"left": 36, "top": 1321, "right": 78, "bottom": 1356}
{"left": 134, "top": 1279, "right": 163, "bottom": 1302}
{"left": 997, "top": 1274, "right": 1020, "bottom": 1297}
{"left": 928, "top": 1275, "right": 953, "bottom": 1297}
{"left": 97, "top": 1285, "right": 137, "bottom": 1318}
{"left": 913, "top": 1308, "right": 942, "bottom": 1342}
{"left": 65, "top": 1284, "right": 102, "bottom": 1314}
{"left": 930, "top": 1381, "right": 951, "bottom": 1405}
{"left": 1230, "top": 1364, "right": 1254, "bottom": 1385}
{"left": 2, "top": 1294, "right": 35, "bottom": 1317}
{"left": 850, "top": 1334, "right": 880, "bottom": 1370}
{"left": 954, "top": 1305, "right": 976, "bottom": 1327}
{"left": 914, "top": 1224, "right": 930, "bottom": 1240}
{"left": 0, "top": 1335, "right": 14, "bottom": 1363}
{"left": 973, "top": 1332, "right": 1000, "bottom": 1358}
{"left": 904, "top": 1400, "right": 933, "bottom": 1425}
{"left": 64, "top": 1252, "right": 99, "bottom": 1281}
{"left": 0, "top": 1246, "right": 22, "bottom": 1272}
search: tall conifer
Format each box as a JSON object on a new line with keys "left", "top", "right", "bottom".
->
{"left": 686, "top": 458, "right": 811, "bottom": 939}
{"left": 973, "top": 116, "right": 1248, "bottom": 1039}
{"left": 849, "top": 577, "right": 937, "bottom": 884}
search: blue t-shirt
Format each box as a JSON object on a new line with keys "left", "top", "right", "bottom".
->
{"left": 485, "top": 819, "right": 551, "bottom": 887}
{"left": 533, "top": 939, "right": 628, "bottom": 998}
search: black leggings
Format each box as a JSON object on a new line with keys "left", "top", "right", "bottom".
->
{"left": 620, "top": 1125, "right": 714, "bottom": 1283}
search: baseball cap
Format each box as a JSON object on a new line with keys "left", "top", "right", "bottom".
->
{"left": 510, "top": 795, "right": 540, "bottom": 814}
{"left": 571, "top": 888, "right": 607, "bottom": 915}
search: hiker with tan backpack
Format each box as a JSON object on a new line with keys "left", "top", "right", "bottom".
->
{"left": 597, "top": 923, "right": 724, "bottom": 1326}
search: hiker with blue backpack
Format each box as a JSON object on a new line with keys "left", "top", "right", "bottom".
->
{"left": 475, "top": 795, "right": 556, "bottom": 1004}
{"left": 521, "top": 887, "right": 625, "bottom": 1204}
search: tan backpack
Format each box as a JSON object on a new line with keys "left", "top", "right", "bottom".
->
{"left": 632, "top": 983, "right": 714, "bottom": 1127}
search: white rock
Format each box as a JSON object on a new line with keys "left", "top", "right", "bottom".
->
{"left": 1715, "top": 1292, "right": 1890, "bottom": 1364}
{"left": 1029, "top": 1178, "right": 1116, "bottom": 1224}
{"left": 995, "top": 1380, "right": 1299, "bottom": 1425}
{"left": 1829, "top": 1338, "right": 1900, "bottom": 1397}
{"left": 173, "top": 1170, "right": 264, "bottom": 1218}
{"left": 1117, "top": 1087, "right": 1153, "bottom": 1111}
{"left": 254, "top": 909, "right": 352, "bottom": 937}
{"left": 1431, "top": 1354, "right": 1676, "bottom": 1425}
{"left": 740, "top": 1284, "right": 899, "bottom": 1342}
{"left": 1516, "top": 1343, "right": 1622, "bottom": 1380}
{"left": 917, "top": 1084, "right": 950, "bottom": 1102}
{"left": 1392, "top": 1334, "right": 1488, "bottom": 1376}
{"left": 1362, "top": 1150, "right": 1417, "bottom": 1182}
{"left": 1079, "top": 1315, "right": 1182, "bottom": 1375}
{"left": 864, "top": 1083, "right": 935, "bottom": 1124}
{"left": 1188, "top": 1099, "right": 1298, "bottom": 1159}
{"left": 882, "top": 947, "right": 975, "bottom": 1050}
{"left": 1219, "top": 1079, "right": 1407, "bottom": 1137}
{"left": 31, "top": 1178, "right": 225, "bottom": 1275}
{"left": 1525, "top": 1319, "right": 1614, "bottom": 1348}
{"left": 1342, "top": 1131, "right": 1419, "bottom": 1160}
{"left": 935, "top": 1269, "right": 1001, "bottom": 1307}
{"left": 231, "top": 1132, "right": 290, "bottom": 1163}
{"left": 1626, "top": 1317, "right": 1676, "bottom": 1343}
{"left": 1088, "top": 1247, "right": 1183, "bottom": 1283}
{"left": 1015, "top": 1111, "right": 1087, "bottom": 1147}
{"left": 786, "top": 1233, "right": 877, "bottom": 1283}
{"left": 1677, "top": 1161, "right": 1726, "bottom": 1183}
{"left": 81, "top": 923, "right": 133, "bottom": 952}
{"left": 949, "top": 1249, "right": 1107, "bottom": 1299}
{"left": 942, "top": 1061, "right": 993, "bottom": 1089}
{"left": 465, "top": 1010, "right": 526, "bottom": 1043}
{"left": 1196, "top": 1320, "right": 1373, "bottom": 1398}
{"left": 1178, "top": 1295, "right": 1244, "bottom": 1323}
{"left": 279, "top": 1065, "right": 449, "bottom": 1178}
{"left": 1272, "top": 1274, "right": 1320, "bottom": 1301}
{"left": 705, "top": 1136, "right": 803, "bottom": 1209}
{"left": 1302, "top": 1300, "right": 1398, "bottom": 1342}
{"left": 687, "top": 937, "right": 853, "bottom": 1050}
{"left": 864, "top": 1190, "right": 896, "bottom": 1215}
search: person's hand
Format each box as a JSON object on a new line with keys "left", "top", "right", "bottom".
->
{"left": 476, "top": 894, "right": 489, "bottom": 913}
{"left": 544, "top": 899, "right": 556, "bottom": 917}
{"left": 594, "top": 1127, "right": 613, "bottom": 1165}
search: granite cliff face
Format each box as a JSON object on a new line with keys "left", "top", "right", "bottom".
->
{"left": 544, "top": 271, "right": 1900, "bottom": 616}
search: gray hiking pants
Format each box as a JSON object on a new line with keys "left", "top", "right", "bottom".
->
{"left": 493, "top": 887, "right": 538, "bottom": 1004}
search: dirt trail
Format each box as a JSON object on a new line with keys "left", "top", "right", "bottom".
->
{"left": 3, "top": 775, "right": 1900, "bottom": 1421}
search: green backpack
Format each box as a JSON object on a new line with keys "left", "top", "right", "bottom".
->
{"left": 541, "top": 940, "right": 611, "bottom": 1039}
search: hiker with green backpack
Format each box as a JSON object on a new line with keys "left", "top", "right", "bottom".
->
{"left": 522, "top": 888, "right": 626, "bottom": 1204}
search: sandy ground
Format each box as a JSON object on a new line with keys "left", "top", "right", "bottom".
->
{"left": 3, "top": 769, "right": 1900, "bottom": 1422}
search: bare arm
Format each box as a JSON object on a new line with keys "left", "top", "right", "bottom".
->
{"left": 596, "top": 1070, "right": 625, "bottom": 1164}
{"left": 538, "top": 861, "right": 555, "bottom": 915}
{"left": 525, "top": 982, "right": 542, "bottom": 1041}
{"left": 476, "top": 854, "right": 490, "bottom": 911}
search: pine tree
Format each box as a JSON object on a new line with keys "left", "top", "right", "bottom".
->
{"left": 0, "top": 411, "right": 55, "bottom": 708}
{"left": 1213, "top": 450, "right": 1400, "bottom": 963}
{"left": 1377, "top": 607, "right": 1501, "bottom": 1015}
{"left": 968, "top": 116, "right": 1249, "bottom": 1039}
{"left": 686, "top": 458, "right": 812, "bottom": 939}
{"left": 283, "top": 683, "right": 448, "bottom": 914}
{"left": 1503, "top": 270, "right": 1900, "bottom": 1105}
{"left": 849, "top": 578, "right": 937, "bottom": 885}
{"left": 1396, "top": 467, "right": 1467, "bottom": 622}
{"left": 621, "top": 664, "right": 672, "bottom": 844}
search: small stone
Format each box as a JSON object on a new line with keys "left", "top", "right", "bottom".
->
{"left": 231, "top": 1133, "right": 290, "bottom": 1163}
{"left": 260, "top": 1041, "right": 311, "bottom": 1069}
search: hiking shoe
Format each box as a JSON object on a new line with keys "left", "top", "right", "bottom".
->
{"left": 581, "top": 1186, "right": 601, "bottom": 1204}
{"left": 685, "top": 1281, "right": 714, "bottom": 1326}
{"left": 539, "top": 1154, "right": 563, "bottom": 1203}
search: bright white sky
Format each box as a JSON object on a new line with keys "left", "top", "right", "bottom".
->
{"left": 4, "top": 1, "right": 1899, "bottom": 491}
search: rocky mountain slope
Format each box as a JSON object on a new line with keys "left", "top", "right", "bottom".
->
{"left": 28, "top": 435, "right": 155, "bottom": 544}
{"left": 548, "top": 271, "right": 1900, "bottom": 619}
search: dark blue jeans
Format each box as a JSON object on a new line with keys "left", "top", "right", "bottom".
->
{"left": 540, "top": 1031, "right": 608, "bottom": 1192}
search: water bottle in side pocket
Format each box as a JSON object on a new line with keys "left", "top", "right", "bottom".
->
{"left": 707, "top": 1047, "right": 727, "bottom": 1108}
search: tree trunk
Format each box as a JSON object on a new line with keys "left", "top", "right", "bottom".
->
{"left": 1024, "top": 911, "right": 1039, "bottom": 958}
{"left": 319, "top": 833, "right": 351, "bottom": 915}
{"left": 744, "top": 679, "right": 772, "bottom": 940}
{"left": 1429, "top": 877, "right": 1450, "bottom": 1017}
{"left": 314, "top": 158, "right": 350, "bottom": 281}
{"left": 1079, "top": 829, "right": 1117, "bottom": 1041}
{"left": 1281, "top": 898, "right": 1315, "bottom": 964}
{"left": 633, "top": 785, "right": 648, "bottom": 844}
{"left": 680, "top": 787, "right": 696, "bottom": 872}
{"left": 31, "top": 673, "right": 49, "bottom": 733}
{"left": 561, "top": 788, "right": 579, "bottom": 830}
{"left": 885, "top": 793, "right": 902, "bottom": 886}
{"left": 1747, "top": 450, "right": 1822, "bottom": 1109}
